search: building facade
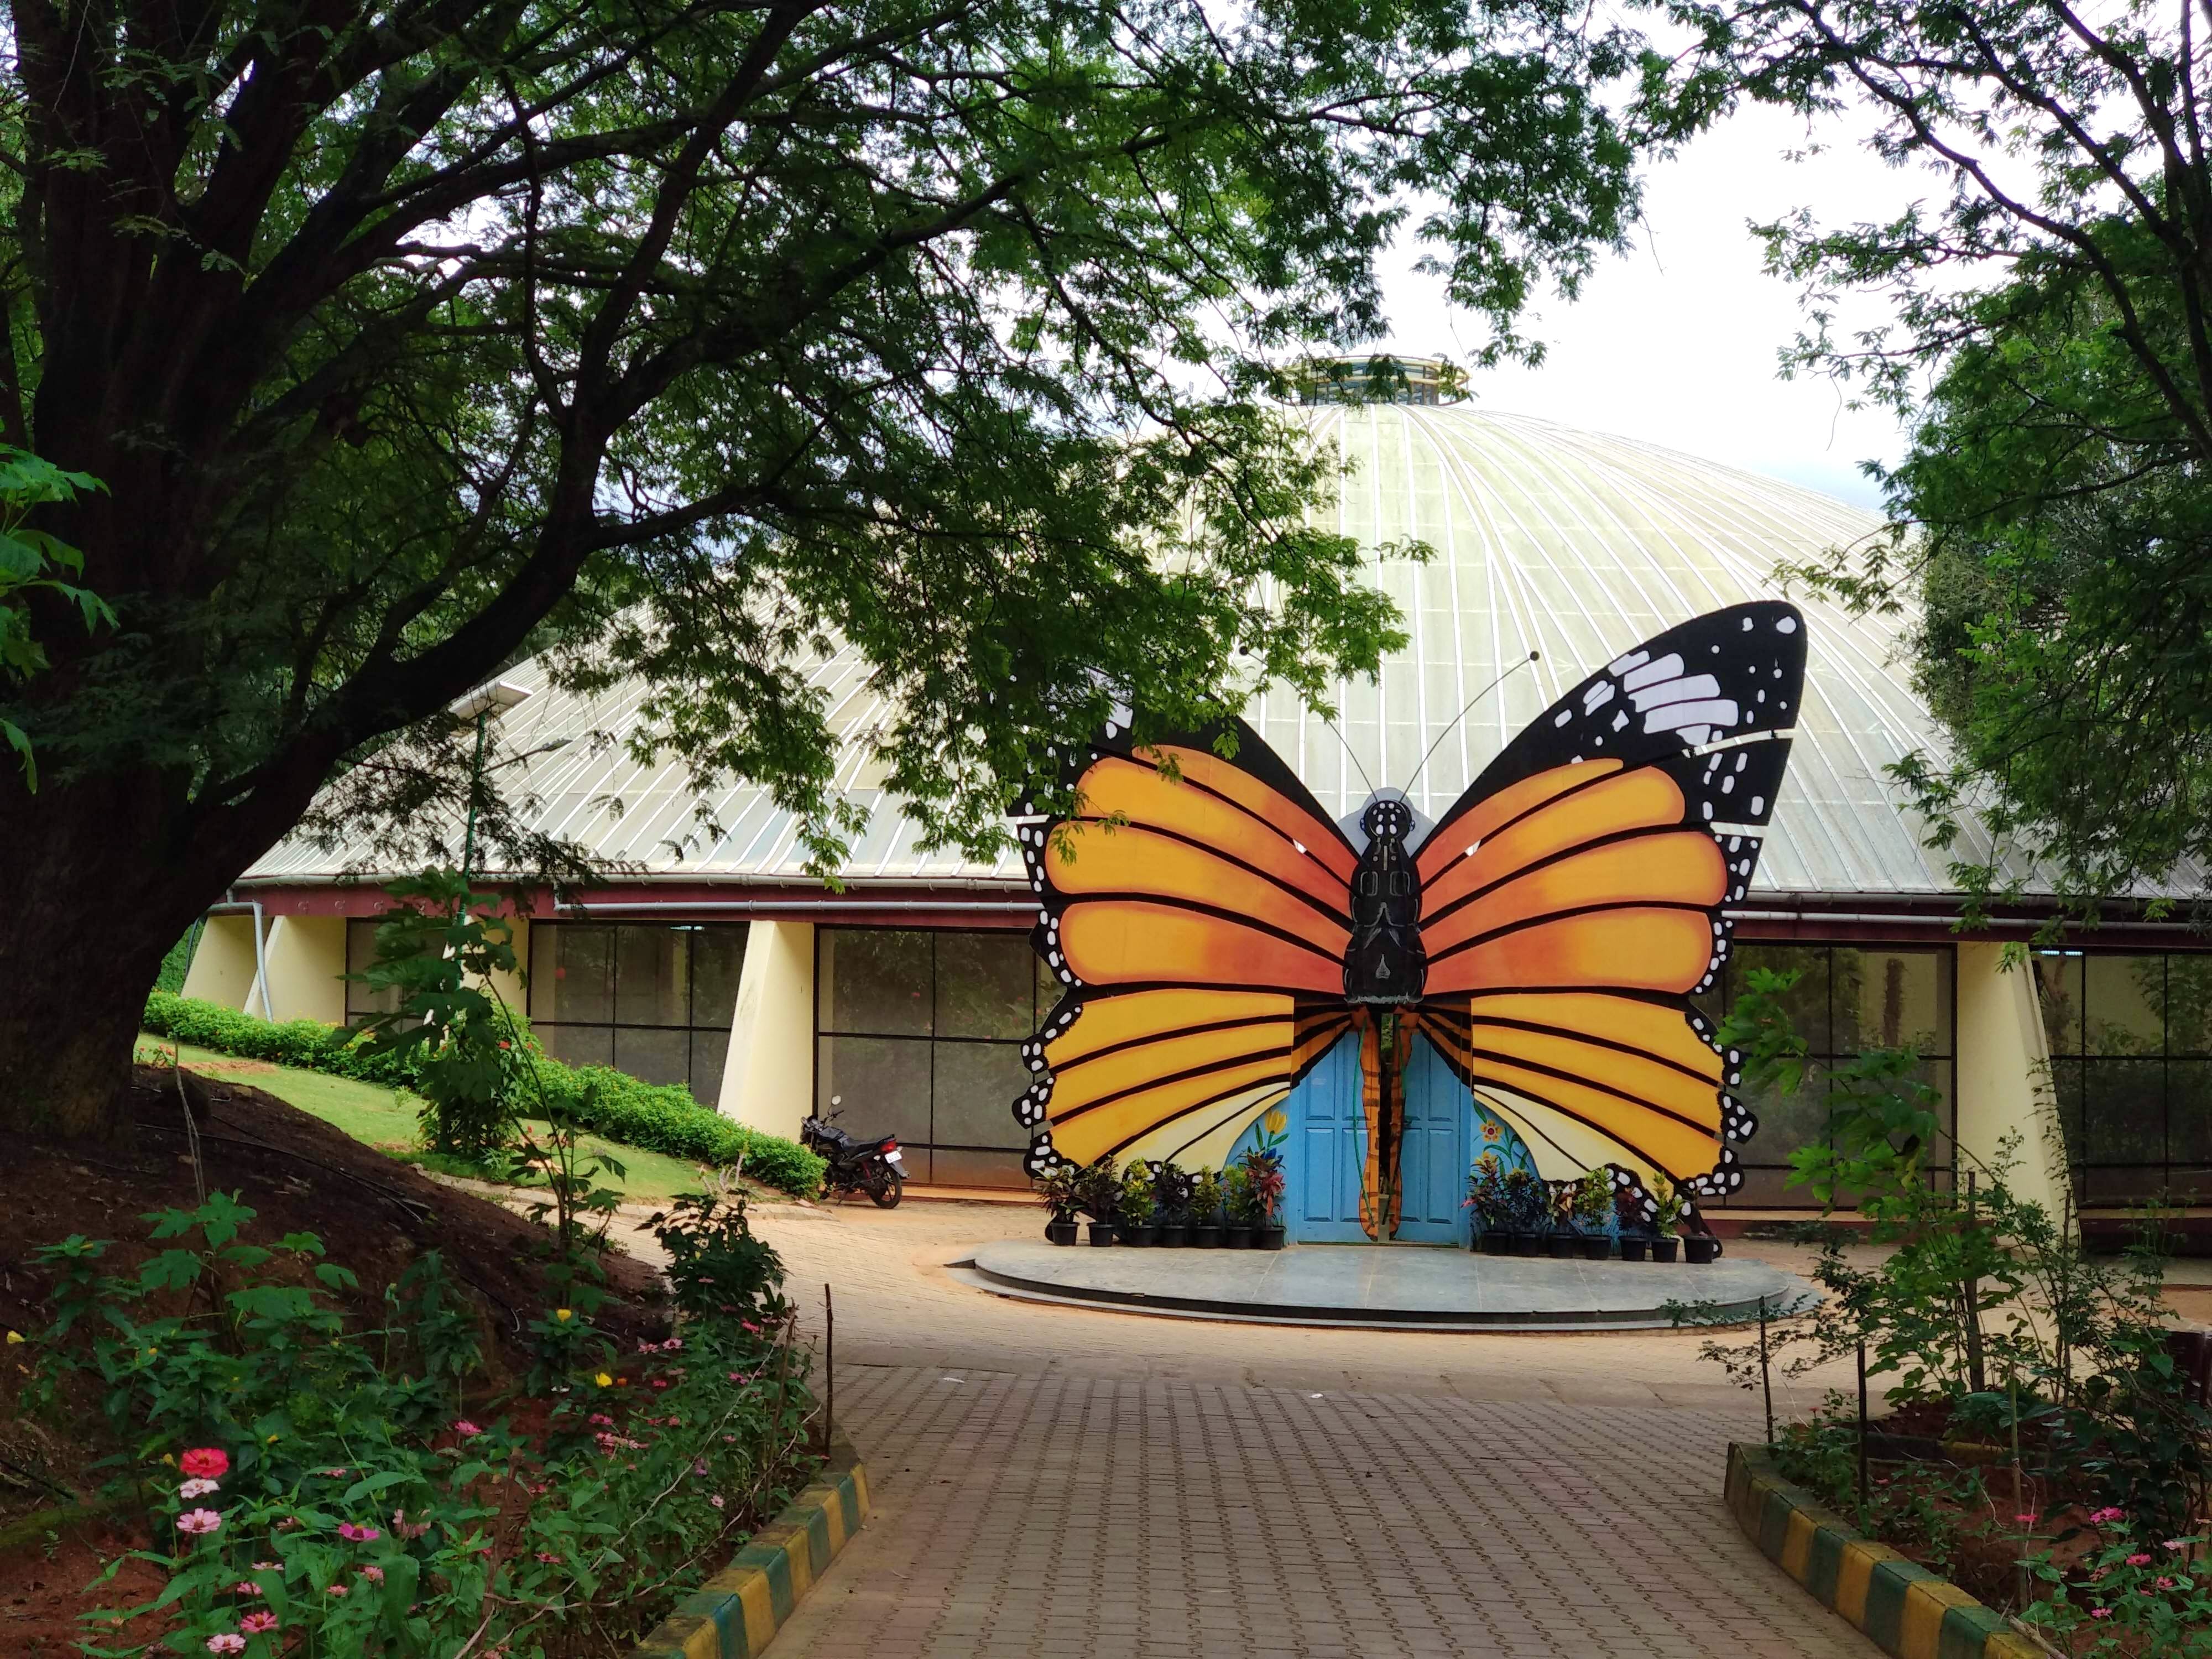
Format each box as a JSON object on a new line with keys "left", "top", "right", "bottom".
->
{"left": 190, "top": 392, "right": 2203, "bottom": 1234}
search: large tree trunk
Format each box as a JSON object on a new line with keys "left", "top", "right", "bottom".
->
{"left": 0, "top": 775, "right": 221, "bottom": 1140}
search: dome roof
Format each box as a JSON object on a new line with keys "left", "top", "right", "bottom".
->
{"left": 250, "top": 403, "right": 2010, "bottom": 899}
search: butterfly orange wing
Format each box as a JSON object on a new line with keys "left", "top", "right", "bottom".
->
{"left": 1412, "top": 601, "right": 1806, "bottom": 1200}
{"left": 1013, "top": 723, "right": 1357, "bottom": 1173}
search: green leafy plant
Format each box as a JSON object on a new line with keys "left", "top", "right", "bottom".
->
{"left": 1649, "top": 1174, "right": 1687, "bottom": 1235}
{"left": 1034, "top": 1164, "right": 1081, "bottom": 1223}
{"left": 1465, "top": 1152, "right": 1510, "bottom": 1232}
{"left": 0, "top": 446, "right": 111, "bottom": 790}
{"left": 1501, "top": 1167, "right": 1546, "bottom": 1232}
{"left": 2024, "top": 1522, "right": 2212, "bottom": 1655}
{"left": 1237, "top": 1143, "right": 1286, "bottom": 1225}
{"left": 32, "top": 1195, "right": 818, "bottom": 1657}
{"left": 1151, "top": 1161, "right": 1190, "bottom": 1225}
{"left": 1190, "top": 1169, "right": 1223, "bottom": 1225}
{"left": 1118, "top": 1161, "right": 1157, "bottom": 1226}
{"left": 1222, "top": 1165, "right": 1259, "bottom": 1226}
{"left": 1073, "top": 1157, "right": 1120, "bottom": 1224}
{"left": 648, "top": 1192, "right": 789, "bottom": 1324}
{"left": 1572, "top": 1168, "right": 1611, "bottom": 1233}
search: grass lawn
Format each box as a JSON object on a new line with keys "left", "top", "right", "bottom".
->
{"left": 135, "top": 1034, "right": 716, "bottom": 1204}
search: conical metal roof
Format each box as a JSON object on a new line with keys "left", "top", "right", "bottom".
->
{"left": 248, "top": 403, "right": 2023, "bottom": 898}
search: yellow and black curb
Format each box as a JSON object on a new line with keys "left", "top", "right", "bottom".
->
{"left": 634, "top": 1435, "right": 870, "bottom": 1659}
{"left": 1727, "top": 1443, "right": 2045, "bottom": 1659}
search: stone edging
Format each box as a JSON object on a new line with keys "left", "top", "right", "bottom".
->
{"left": 634, "top": 1434, "right": 870, "bottom": 1659}
{"left": 1726, "top": 1443, "right": 2048, "bottom": 1659}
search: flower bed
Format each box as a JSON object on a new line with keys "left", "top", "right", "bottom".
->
{"left": 24, "top": 1188, "right": 818, "bottom": 1658}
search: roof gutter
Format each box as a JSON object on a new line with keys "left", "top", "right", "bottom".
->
{"left": 1726, "top": 907, "right": 2207, "bottom": 933}
{"left": 557, "top": 898, "right": 1038, "bottom": 916}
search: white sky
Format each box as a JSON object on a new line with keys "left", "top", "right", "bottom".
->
{"left": 1366, "top": 101, "right": 1935, "bottom": 512}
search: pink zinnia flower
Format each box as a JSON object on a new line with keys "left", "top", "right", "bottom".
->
{"left": 181, "top": 1448, "right": 229, "bottom": 1480}
{"left": 452, "top": 1420, "right": 482, "bottom": 1438}
{"left": 321, "top": 1468, "right": 349, "bottom": 1479}
{"left": 661, "top": 1337, "right": 684, "bottom": 1352}
{"left": 588, "top": 1414, "right": 614, "bottom": 1427}
{"left": 358, "top": 1565, "right": 384, "bottom": 1583}
{"left": 649, "top": 1378, "right": 671, "bottom": 1391}
{"left": 252, "top": 1561, "right": 281, "bottom": 1572}
{"left": 535, "top": 1551, "right": 560, "bottom": 1563}
{"left": 181, "top": 1478, "right": 221, "bottom": 1499}
{"left": 205, "top": 1637, "right": 246, "bottom": 1656}
{"left": 239, "top": 1611, "right": 279, "bottom": 1634}
{"left": 2089, "top": 1506, "right": 2126, "bottom": 1525}
{"left": 2167, "top": 1539, "right": 2191, "bottom": 1552}
{"left": 326, "top": 1584, "right": 349, "bottom": 1597}
{"left": 709, "top": 1494, "right": 725, "bottom": 1509}
{"left": 338, "top": 1522, "right": 380, "bottom": 1542}
{"left": 2158, "top": 1577, "right": 2177, "bottom": 1589}
{"left": 2127, "top": 1553, "right": 2153, "bottom": 1567}
{"left": 2012, "top": 1513, "right": 2037, "bottom": 1526}
{"left": 177, "top": 1509, "right": 223, "bottom": 1536}
{"left": 693, "top": 1458, "right": 709, "bottom": 1475}
{"left": 230, "top": 1581, "right": 261, "bottom": 1597}
{"left": 2091, "top": 1608, "right": 2112, "bottom": 1620}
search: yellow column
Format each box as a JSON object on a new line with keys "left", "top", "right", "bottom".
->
{"left": 260, "top": 915, "right": 348, "bottom": 1026}
{"left": 717, "top": 921, "right": 815, "bottom": 1139}
{"left": 1955, "top": 941, "right": 2070, "bottom": 1220}
{"left": 179, "top": 915, "right": 262, "bottom": 1011}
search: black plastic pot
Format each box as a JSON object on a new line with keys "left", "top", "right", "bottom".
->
{"left": 1224, "top": 1223, "right": 1253, "bottom": 1249}
{"left": 1577, "top": 1234, "right": 1611, "bottom": 1261}
{"left": 1087, "top": 1221, "right": 1117, "bottom": 1246}
{"left": 1684, "top": 1235, "right": 1721, "bottom": 1265}
{"left": 1192, "top": 1225, "right": 1222, "bottom": 1249}
{"left": 1157, "top": 1223, "right": 1190, "bottom": 1248}
{"left": 1512, "top": 1231, "right": 1542, "bottom": 1258}
{"left": 1650, "top": 1236, "right": 1679, "bottom": 1264}
{"left": 1545, "top": 1232, "right": 1576, "bottom": 1259}
{"left": 1618, "top": 1235, "right": 1651, "bottom": 1263}
{"left": 1119, "top": 1223, "right": 1158, "bottom": 1247}
{"left": 1046, "top": 1219, "right": 1079, "bottom": 1246}
{"left": 1479, "top": 1230, "right": 1512, "bottom": 1256}
{"left": 1258, "top": 1224, "right": 1287, "bottom": 1251}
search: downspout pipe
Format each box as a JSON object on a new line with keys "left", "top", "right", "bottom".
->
{"left": 207, "top": 898, "right": 276, "bottom": 1019}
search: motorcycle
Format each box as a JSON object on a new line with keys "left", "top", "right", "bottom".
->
{"left": 801, "top": 1095, "right": 906, "bottom": 1207}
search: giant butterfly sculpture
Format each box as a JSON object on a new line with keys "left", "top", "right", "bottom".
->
{"left": 1011, "top": 601, "right": 1807, "bottom": 1238}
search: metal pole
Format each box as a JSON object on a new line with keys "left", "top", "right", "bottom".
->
{"left": 1856, "top": 1340, "right": 1870, "bottom": 1517}
{"left": 1963, "top": 1170, "right": 1985, "bottom": 1394}
{"left": 822, "top": 1282, "right": 834, "bottom": 1457}
{"left": 1759, "top": 1295, "right": 1774, "bottom": 1446}
{"left": 460, "top": 708, "right": 488, "bottom": 884}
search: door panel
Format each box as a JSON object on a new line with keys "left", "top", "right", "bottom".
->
{"left": 1288, "top": 1031, "right": 1368, "bottom": 1242}
{"left": 1397, "top": 1035, "right": 1469, "bottom": 1244}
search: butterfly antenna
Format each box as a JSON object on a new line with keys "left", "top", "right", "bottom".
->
{"left": 1318, "top": 718, "right": 1378, "bottom": 799}
{"left": 1401, "top": 651, "right": 1540, "bottom": 800}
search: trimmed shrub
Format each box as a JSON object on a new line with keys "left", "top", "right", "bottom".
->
{"left": 139, "top": 992, "right": 823, "bottom": 1197}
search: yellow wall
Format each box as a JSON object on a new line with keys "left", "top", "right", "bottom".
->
{"left": 259, "top": 915, "right": 347, "bottom": 1026}
{"left": 717, "top": 921, "right": 815, "bottom": 1140}
{"left": 1955, "top": 940, "right": 2071, "bottom": 1219}
{"left": 180, "top": 914, "right": 263, "bottom": 1011}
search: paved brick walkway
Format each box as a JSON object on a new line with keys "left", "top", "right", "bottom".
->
{"left": 612, "top": 1202, "right": 1881, "bottom": 1658}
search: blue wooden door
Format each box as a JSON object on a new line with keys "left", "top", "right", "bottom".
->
{"left": 1396, "top": 1035, "right": 1470, "bottom": 1244}
{"left": 1286, "top": 1031, "right": 1368, "bottom": 1242}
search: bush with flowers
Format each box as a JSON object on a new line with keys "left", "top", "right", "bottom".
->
{"left": 2022, "top": 1512, "right": 2212, "bottom": 1655}
{"left": 33, "top": 1190, "right": 816, "bottom": 1657}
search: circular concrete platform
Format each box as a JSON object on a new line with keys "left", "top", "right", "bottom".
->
{"left": 958, "top": 1240, "right": 1818, "bottom": 1331}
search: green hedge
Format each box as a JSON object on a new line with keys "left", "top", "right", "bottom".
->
{"left": 140, "top": 992, "right": 823, "bottom": 1197}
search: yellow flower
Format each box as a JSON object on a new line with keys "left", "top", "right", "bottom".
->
{"left": 160, "top": 1454, "right": 177, "bottom": 1467}
{"left": 267, "top": 1433, "right": 280, "bottom": 1443}
{"left": 593, "top": 1372, "right": 613, "bottom": 1388}
{"left": 554, "top": 1309, "right": 572, "bottom": 1323}
{"left": 3, "top": 1329, "right": 22, "bottom": 1344}
{"left": 1263, "top": 1108, "right": 1288, "bottom": 1136}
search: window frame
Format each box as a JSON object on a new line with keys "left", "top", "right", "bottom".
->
{"left": 525, "top": 919, "right": 750, "bottom": 1099}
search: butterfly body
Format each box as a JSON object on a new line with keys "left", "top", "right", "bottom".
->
{"left": 1015, "top": 602, "right": 1808, "bottom": 1240}
{"left": 1345, "top": 799, "right": 1425, "bottom": 1005}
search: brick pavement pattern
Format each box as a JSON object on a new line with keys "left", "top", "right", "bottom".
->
{"left": 612, "top": 1202, "right": 1881, "bottom": 1658}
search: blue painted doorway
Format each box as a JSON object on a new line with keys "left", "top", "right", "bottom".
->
{"left": 1285, "top": 1030, "right": 1367, "bottom": 1242}
{"left": 1396, "top": 1035, "right": 1471, "bottom": 1244}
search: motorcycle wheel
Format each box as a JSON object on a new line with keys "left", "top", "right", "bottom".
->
{"left": 865, "top": 1166, "right": 905, "bottom": 1208}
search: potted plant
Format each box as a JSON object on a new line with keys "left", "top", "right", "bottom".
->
{"left": 1076, "top": 1155, "right": 1120, "bottom": 1246}
{"left": 1037, "top": 1164, "right": 1081, "bottom": 1246}
{"left": 1683, "top": 1227, "right": 1723, "bottom": 1265}
{"left": 1649, "top": 1176, "right": 1683, "bottom": 1263}
{"left": 1572, "top": 1169, "right": 1613, "bottom": 1260}
{"left": 1222, "top": 1165, "right": 1256, "bottom": 1248}
{"left": 1502, "top": 1167, "right": 1544, "bottom": 1255}
{"left": 1544, "top": 1181, "right": 1577, "bottom": 1258}
{"left": 1467, "top": 1154, "right": 1512, "bottom": 1255}
{"left": 1613, "top": 1181, "right": 1651, "bottom": 1262}
{"left": 1153, "top": 1160, "right": 1191, "bottom": 1247}
{"left": 1241, "top": 1117, "right": 1288, "bottom": 1249}
{"left": 1190, "top": 1168, "right": 1224, "bottom": 1248}
{"left": 1117, "top": 1159, "right": 1159, "bottom": 1245}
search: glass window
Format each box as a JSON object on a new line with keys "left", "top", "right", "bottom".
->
{"left": 817, "top": 931, "right": 933, "bottom": 1035}
{"left": 2084, "top": 956, "right": 2164, "bottom": 1057}
{"left": 2033, "top": 954, "right": 2084, "bottom": 1056}
{"left": 526, "top": 921, "right": 747, "bottom": 1100}
{"left": 1833, "top": 950, "right": 1951, "bottom": 1055}
{"left": 1729, "top": 945, "right": 1832, "bottom": 1052}
{"left": 813, "top": 927, "right": 1044, "bottom": 1188}
{"left": 344, "top": 919, "right": 401, "bottom": 1022}
{"left": 935, "top": 933, "right": 1038, "bottom": 1040}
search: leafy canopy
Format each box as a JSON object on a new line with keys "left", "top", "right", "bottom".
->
{"left": 1671, "top": 0, "right": 2212, "bottom": 917}
{"left": 3, "top": 0, "right": 1688, "bottom": 890}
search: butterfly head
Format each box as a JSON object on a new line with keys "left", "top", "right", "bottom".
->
{"left": 1360, "top": 798, "right": 1415, "bottom": 845}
